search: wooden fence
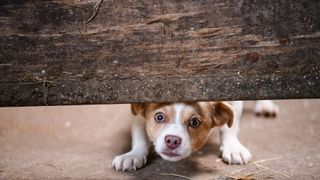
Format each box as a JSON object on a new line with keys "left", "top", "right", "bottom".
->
{"left": 0, "top": 0, "right": 319, "bottom": 106}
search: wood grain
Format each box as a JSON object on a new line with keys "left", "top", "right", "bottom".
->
{"left": 0, "top": 0, "right": 319, "bottom": 106}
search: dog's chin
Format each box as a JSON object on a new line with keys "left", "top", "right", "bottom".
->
{"left": 157, "top": 150, "right": 190, "bottom": 161}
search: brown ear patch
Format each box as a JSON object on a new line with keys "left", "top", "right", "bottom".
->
{"left": 211, "top": 102, "right": 234, "bottom": 127}
{"left": 131, "top": 103, "right": 146, "bottom": 116}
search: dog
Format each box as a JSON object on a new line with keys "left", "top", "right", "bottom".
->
{"left": 112, "top": 100, "right": 279, "bottom": 171}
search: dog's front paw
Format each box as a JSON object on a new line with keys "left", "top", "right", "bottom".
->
{"left": 254, "top": 100, "right": 279, "bottom": 117}
{"left": 220, "top": 136, "right": 252, "bottom": 165}
{"left": 112, "top": 151, "right": 147, "bottom": 171}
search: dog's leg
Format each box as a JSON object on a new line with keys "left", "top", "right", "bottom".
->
{"left": 254, "top": 100, "right": 279, "bottom": 117}
{"left": 112, "top": 115, "right": 149, "bottom": 171}
{"left": 219, "top": 101, "right": 252, "bottom": 164}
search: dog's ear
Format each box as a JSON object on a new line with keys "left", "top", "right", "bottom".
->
{"left": 131, "top": 103, "right": 147, "bottom": 116}
{"left": 210, "top": 102, "right": 233, "bottom": 128}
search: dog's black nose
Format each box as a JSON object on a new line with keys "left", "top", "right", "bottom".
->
{"left": 165, "top": 135, "right": 182, "bottom": 150}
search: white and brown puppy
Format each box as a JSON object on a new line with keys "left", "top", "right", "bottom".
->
{"left": 112, "top": 100, "right": 278, "bottom": 171}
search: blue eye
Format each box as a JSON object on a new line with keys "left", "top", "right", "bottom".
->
{"left": 189, "top": 118, "right": 201, "bottom": 128}
{"left": 155, "top": 112, "right": 165, "bottom": 123}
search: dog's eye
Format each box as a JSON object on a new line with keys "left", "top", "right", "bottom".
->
{"left": 155, "top": 112, "right": 165, "bottom": 123}
{"left": 189, "top": 118, "right": 201, "bottom": 128}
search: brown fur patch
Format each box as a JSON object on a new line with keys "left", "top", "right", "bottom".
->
{"left": 211, "top": 102, "right": 234, "bottom": 127}
{"left": 142, "top": 103, "right": 174, "bottom": 142}
{"left": 131, "top": 103, "right": 146, "bottom": 116}
{"left": 184, "top": 102, "right": 214, "bottom": 151}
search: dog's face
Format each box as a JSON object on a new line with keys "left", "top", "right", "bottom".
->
{"left": 132, "top": 102, "right": 233, "bottom": 161}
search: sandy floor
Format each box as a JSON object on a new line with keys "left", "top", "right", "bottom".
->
{"left": 0, "top": 100, "right": 319, "bottom": 179}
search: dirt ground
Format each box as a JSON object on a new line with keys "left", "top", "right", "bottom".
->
{"left": 0, "top": 100, "right": 319, "bottom": 180}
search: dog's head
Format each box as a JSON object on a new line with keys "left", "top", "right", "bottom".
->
{"left": 131, "top": 102, "right": 233, "bottom": 161}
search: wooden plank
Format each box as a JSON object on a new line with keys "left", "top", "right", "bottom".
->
{"left": 0, "top": 0, "right": 319, "bottom": 106}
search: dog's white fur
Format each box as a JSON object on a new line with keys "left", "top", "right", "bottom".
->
{"left": 112, "top": 100, "right": 278, "bottom": 171}
{"left": 112, "top": 114, "right": 149, "bottom": 171}
{"left": 254, "top": 100, "right": 279, "bottom": 116}
{"left": 155, "top": 104, "right": 192, "bottom": 161}
{"left": 220, "top": 101, "right": 251, "bottom": 164}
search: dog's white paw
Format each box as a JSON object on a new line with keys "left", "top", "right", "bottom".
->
{"left": 254, "top": 100, "right": 279, "bottom": 117}
{"left": 112, "top": 151, "right": 147, "bottom": 171}
{"left": 220, "top": 136, "right": 252, "bottom": 165}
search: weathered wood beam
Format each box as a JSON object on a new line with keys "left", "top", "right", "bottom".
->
{"left": 0, "top": 0, "right": 319, "bottom": 106}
